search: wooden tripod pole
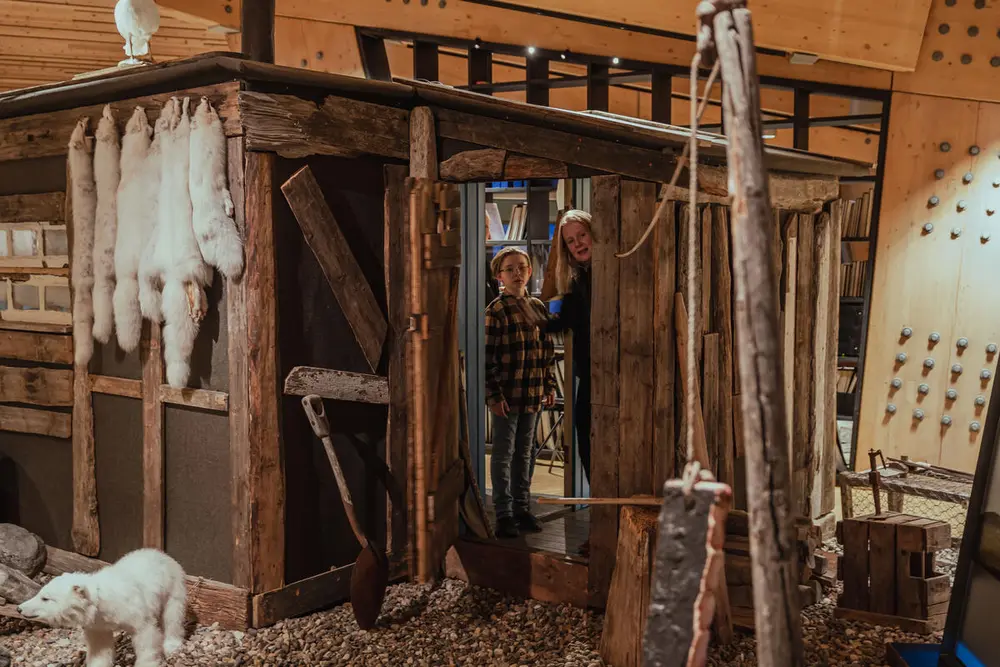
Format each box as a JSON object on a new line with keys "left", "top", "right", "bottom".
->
{"left": 698, "top": 1, "right": 804, "bottom": 665}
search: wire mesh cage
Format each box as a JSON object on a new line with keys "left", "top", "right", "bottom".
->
{"left": 839, "top": 462, "right": 972, "bottom": 546}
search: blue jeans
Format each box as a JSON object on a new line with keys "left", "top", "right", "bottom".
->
{"left": 491, "top": 410, "right": 539, "bottom": 520}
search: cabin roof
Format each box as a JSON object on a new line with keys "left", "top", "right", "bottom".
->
{"left": 0, "top": 52, "right": 871, "bottom": 178}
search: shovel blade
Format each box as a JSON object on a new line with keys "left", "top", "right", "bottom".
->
{"left": 350, "top": 545, "right": 389, "bottom": 630}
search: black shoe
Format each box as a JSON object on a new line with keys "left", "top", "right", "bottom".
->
{"left": 515, "top": 512, "right": 544, "bottom": 533}
{"left": 496, "top": 516, "right": 519, "bottom": 539}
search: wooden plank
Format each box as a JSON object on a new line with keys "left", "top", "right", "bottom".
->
{"left": 43, "top": 546, "right": 250, "bottom": 630}
{"left": 70, "top": 366, "right": 98, "bottom": 556}
{"left": 245, "top": 151, "right": 284, "bottom": 595}
{"left": 141, "top": 322, "right": 164, "bottom": 550}
{"left": 711, "top": 206, "right": 735, "bottom": 485}
{"left": 435, "top": 107, "right": 678, "bottom": 185}
{"left": 590, "top": 404, "right": 620, "bottom": 608}
{"left": 241, "top": 0, "right": 275, "bottom": 63}
{"left": 439, "top": 148, "right": 572, "bottom": 181}
{"left": 281, "top": 165, "right": 387, "bottom": 373}
{"left": 810, "top": 212, "right": 834, "bottom": 521}
{"left": 239, "top": 91, "right": 408, "bottom": 160}
{"left": 677, "top": 204, "right": 703, "bottom": 370}
{"left": 445, "top": 539, "right": 588, "bottom": 608}
{"left": 383, "top": 165, "right": 410, "bottom": 565}
{"left": 652, "top": 200, "right": 676, "bottom": 487}
{"left": 822, "top": 206, "right": 841, "bottom": 517}
{"left": 0, "top": 321, "right": 72, "bottom": 335}
{"left": 0, "top": 403, "right": 69, "bottom": 438}
{"left": 253, "top": 565, "right": 352, "bottom": 628}
{"left": 227, "top": 136, "right": 252, "bottom": 591}
{"left": 0, "top": 192, "right": 64, "bottom": 222}
{"left": 618, "top": 180, "right": 656, "bottom": 497}
{"left": 674, "top": 294, "right": 711, "bottom": 469}
{"left": 158, "top": 384, "right": 229, "bottom": 413}
{"left": 698, "top": 166, "right": 841, "bottom": 213}
{"left": 701, "top": 207, "right": 712, "bottom": 333}
{"left": 283, "top": 366, "right": 388, "bottom": 404}
{"left": 869, "top": 515, "right": 914, "bottom": 615}
{"left": 792, "top": 213, "right": 816, "bottom": 516}
{"left": 90, "top": 374, "right": 142, "bottom": 399}
{"left": 409, "top": 106, "right": 438, "bottom": 180}
{"left": 703, "top": 333, "right": 722, "bottom": 478}
{"left": 833, "top": 606, "right": 945, "bottom": 635}
{"left": 783, "top": 232, "right": 798, "bottom": 469}
{"left": 0, "top": 365, "right": 72, "bottom": 406}
{"left": 0, "top": 83, "right": 239, "bottom": 163}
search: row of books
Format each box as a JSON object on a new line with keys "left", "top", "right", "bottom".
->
{"left": 841, "top": 261, "right": 867, "bottom": 298}
{"left": 839, "top": 183, "right": 873, "bottom": 239}
{"left": 484, "top": 202, "right": 529, "bottom": 241}
{"left": 837, "top": 368, "right": 859, "bottom": 393}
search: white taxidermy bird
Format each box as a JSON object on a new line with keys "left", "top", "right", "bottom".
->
{"left": 114, "top": 0, "right": 161, "bottom": 65}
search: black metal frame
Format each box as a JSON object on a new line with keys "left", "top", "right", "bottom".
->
{"left": 938, "top": 353, "right": 1000, "bottom": 667}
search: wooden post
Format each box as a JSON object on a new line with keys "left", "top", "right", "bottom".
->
{"left": 141, "top": 321, "right": 164, "bottom": 549}
{"left": 708, "top": 3, "right": 804, "bottom": 664}
{"left": 241, "top": 0, "right": 275, "bottom": 64}
{"left": 71, "top": 365, "right": 99, "bottom": 556}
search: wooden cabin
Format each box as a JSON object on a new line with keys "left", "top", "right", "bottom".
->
{"left": 0, "top": 53, "right": 870, "bottom": 629}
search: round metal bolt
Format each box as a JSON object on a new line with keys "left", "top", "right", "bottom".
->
{"left": 918, "top": 383, "right": 931, "bottom": 395}
{"left": 976, "top": 0, "right": 986, "bottom": 7}
{"left": 891, "top": 378, "right": 903, "bottom": 389}
{"left": 924, "top": 358, "right": 936, "bottom": 369}
{"left": 942, "top": 415, "right": 953, "bottom": 426}
{"left": 976, "top": 395, "right": 987, "bottom": 406}
{"left": 316, "top": 51, "right": 324, "bottom": 60}
{"left": 987, "top": 343, "right": 997, "bottom": 354}
{"left": 992, "top": 56, "right": 1000, "bottom": 68}
{"left": 299, "top": 58, "right": 307, "bottom": 66}
{"left": 959, "top": 337, "right": 969, "bottom": 348}
{"left": 886, "top": 404, "right": 897, "bottom": 414}
{"left": 971, "top": 421, "right": 982, "bottom": 432}
{"left": 969, "top": 26, "right": 980, "bottom": 37}
{"left": 939, "top": 23, "right": 951, "bottom": 34}
{"left": 439, "top": 0, "right": 447, "bottom": 6}
{"left": 224, "top": 3, "right": 232, "bottom": 12}
{"left": 970, "top": 145, "right": 981, "bottom": 155}
{"left": 923, "top": 222, "right": 935, "bottom": 234}
{"left": 897, "top": 352, "right": 908, "bottom": 363}
{"left": 982, "top": 369, "right": 993, "bottom": 380}
{"left": 945, "top": 0, "right": 956, "bottom": 5}
{"left": 940, "top": 142, "right": 951, "bottom": 152}
{"left": 952, "top": 364, "right": 963, "bottom": 374}
{"left": 901, "top": 326, "right": 913, "bottom": 338}
{"left": 958, "top": 200, "right": 968, "bottom": 211}
{"left": 929, "top": 332, "right": 941, "bottom": 343}
{"left": 964, "top": 172, "right": 974, "bottom": 183}
{"left": 913, "top": 408, "right": 925, "bottom": 420}
{"left": 929, "top": 195, "right": 940, "bottom": 207}
{"left": 935, "top": 168, "right": 946, "bottom": 179}
{"left": 932, "top": 51, "right": 945, "bottom": 61}
{"left": 952, "top": 227, "right": 963, "bottom": 238}
{"left": 962, "top": 54, "right": 974, "bottom": 64}
{"left": 947, "top": 388, "right": 959, "bottom": 400}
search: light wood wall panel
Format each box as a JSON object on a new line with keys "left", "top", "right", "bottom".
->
{"left": 858, "top": 92, "right": 1000, "bottom": 472}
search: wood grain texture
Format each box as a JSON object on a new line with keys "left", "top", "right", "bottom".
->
{"left": 383, "top": 165, "right": 410, "bottom": 565}
{"left": 439, "top": 149, "right": 570, "bottom": 181}
{"left": 698, "top": 167, "right": 841, "bottom": 213}
{"left": 589, "top": 404, "right": 620, "bottom": 609}
{"left": 90, "top": 374, "right": 142, "bottom": 398}
{"left": 0, "top": 83, "right": 239, "bottom": 162}
{"left": 253, "top": 565, "right": 352, "bottom": 628}
{"left": 674, "top": 295, "right": 710, "bottom": 469}
{"left": 226, "top": 135, "right": 252, "bottom": 591}
{"left": 792, "top": 213, "right": 816, "bottom": 518}
{"left": 141, "top": 322, "right": 164, "bottom": 550}
{"left": 281, "top": 165, "right": 387, "bottom": 372}
{"left": 782, "top": 233, "right": 798, "bottom": 471}
{"left": 590, "top": 175, "right": 620, "bottom": 408}
{"left": 677, "top": 204, "right": 704, "bottom": 369}
{"left": 0, "top": 403, "right": 70, "bottom": 438}
{"left": 711, "top": 206, "right": 735, "bottom": 486}
{"left": 652, "top": 200, "right": 676, "bottom": 487}
{"left": 0, "top": 365, "right": 72, "bottom": 406}
{"left": 245, "top": 151, "right": 284, "bottom": 595}
{"left": 71, "top": 364, "right": 98, "bottom": 556}
{"left": 703, "top": 333, "right": 722, "bottom": 478}
{"left": 409, "top": 106, "right": 438, "bottom": 180}
{"left": 158, "top": 384, "right": 229, "bottom": 412}
{"left": 239, "top": 91, "right": 409, "bottom": 160}
{"left": 283, "top": 366, "right": 389, "bottom": 404}
{"left": 618, "top": 180, "right": 656, "bottom": 497}
{"left": 0, "top": 192, "right": 64, "bottom": 222}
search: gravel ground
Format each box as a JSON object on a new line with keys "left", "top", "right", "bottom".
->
{"left": 0, "top": 546, "right": 961, "bottom": 667}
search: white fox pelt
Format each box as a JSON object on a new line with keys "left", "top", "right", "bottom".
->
{"left": 137, "top": 107, "right": 167, "bottom": 323}
{"left": 16, "top": 548, "right": 187, "bottom": 667}
{"left": 92, "top": 105, "right": 121, "bottom": 345}
{"left": 113, "top": 106, "right": 155, "bottom": 352}
{"left": 68, "top": 118, "right": 97, "bottom": 367}
{"left": 189, "top": 97, "right": 244, "bottom": 280}
{"left": 148, "top": 97, "right": 213, "bottom": 388}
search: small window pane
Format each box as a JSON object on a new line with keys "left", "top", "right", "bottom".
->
{"left": 12, "top": 283, "right": 39, "bottom": 310}
{"left": 12, "top": 230, "right": 38, "bottom": 257}
{"left": 44, "top": 230, "right": 68, "bottom": 256}
{"left": 45, "top": 285, "right": 70, "bottom": 312}
{"left": 0, "top": 282, "right": 7, "bottom": 310}
{"left": 0, "top": 233, "right": 8, "bottom": 257}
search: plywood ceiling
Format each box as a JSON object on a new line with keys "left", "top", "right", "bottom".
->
{"left": 0, "top": 0, "right": 229, "bottom": 92}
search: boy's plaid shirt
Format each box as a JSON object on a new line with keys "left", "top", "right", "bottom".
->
{"left": 485, "top": 293, "right": 557, "bottom": 412}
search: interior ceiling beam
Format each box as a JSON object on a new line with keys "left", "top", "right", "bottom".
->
{"left": 156, "top": 0, "right": 892, "bottom": 90}
{"left": 470, "top": 0, "right": 933, "bottom": 72}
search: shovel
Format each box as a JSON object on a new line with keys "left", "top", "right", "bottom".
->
{"left": 302, "top": 394, "right": 389, "bottom": 630}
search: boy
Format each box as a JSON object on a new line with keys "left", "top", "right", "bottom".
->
{"left": 485, "top": 246, "right": 557, "bottom": 538}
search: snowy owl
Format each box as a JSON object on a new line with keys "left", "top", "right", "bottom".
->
{"left": 114, "top": 0, "right": 161, "bottom": 65}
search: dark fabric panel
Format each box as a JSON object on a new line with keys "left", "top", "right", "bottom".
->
{"left": 163, "top": 405, "right": 232, "bottom": 583}
{"left": 185, "top": 276, "right": 229, "bottom": 392}
{"left": 0, "top": 156, "right": 66, "bottom": 196}
{"left": 93, "top": 393, "right": 144, "bottom": 563}
{"left": 274, "top": 155, "right": 390, "bottom": 584}
{"left": 90, "top": 340, "right": 142, "bottom": 380}
{"left": 0, "top": 432, "right": 73, "bottom": 550}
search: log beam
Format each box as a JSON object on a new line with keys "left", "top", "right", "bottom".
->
{"left": 283, "top": 366, "right": 389, "bottom": 404}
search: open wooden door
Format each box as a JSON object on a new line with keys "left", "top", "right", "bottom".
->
{"left": 406, "top": 178, "right": 464, "bottom": 583}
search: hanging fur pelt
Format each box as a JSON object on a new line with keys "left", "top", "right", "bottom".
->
{"left": 152, "top": 97, "right": 213, "bottom": 388}
{"left": 92, "top": 105, "right": 121, "bottom": 345}
{"left": 113, "top": 106, "right": 154, "bottom": 352}
{"left": 137, "top": 106, "right": 168, "bottom": 323}
{"left": 189, "top": 97, "right": 244, "bottom": 279}
{"left": 68, "top": 118, "right": 97, "bottom": 366}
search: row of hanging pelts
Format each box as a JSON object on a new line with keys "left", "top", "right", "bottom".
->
{"left": 66, "top": 96, "right": 244, "bottom": 388}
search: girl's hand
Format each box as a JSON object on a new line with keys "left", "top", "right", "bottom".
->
{"left": 515, "top": 300, "right": 546, "bottom": 327}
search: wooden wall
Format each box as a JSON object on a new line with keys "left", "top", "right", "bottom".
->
{"left": 858, "top": 93, "right": 1000, "bottom": 472}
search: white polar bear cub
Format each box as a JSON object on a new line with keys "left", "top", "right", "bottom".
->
{"left": 16, "top": 548, "right": 187, "bottom": 667}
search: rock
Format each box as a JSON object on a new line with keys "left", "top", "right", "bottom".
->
{"left": 0, "top": 524, "right": 45, "bottom": 577}
{"left": 0, "top": 646, "right": 9, "bottom": 667}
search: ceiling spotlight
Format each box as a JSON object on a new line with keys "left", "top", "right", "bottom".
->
{"left": 527, "top": 46, "right": 536, "bottom": 55}
{"left": 612, "top": 56, "right": 621, "bottom": 65}
{"left": 560, "top": 50, "right": 568, "bottom": 60}
{"left": 473, "top": 37, "right": 482, "bottom": 49}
